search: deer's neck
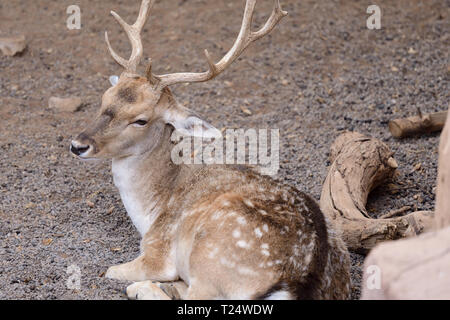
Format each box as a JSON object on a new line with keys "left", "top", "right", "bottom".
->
{"left": 111, "top": 124, "right": 178, "bottom": 237}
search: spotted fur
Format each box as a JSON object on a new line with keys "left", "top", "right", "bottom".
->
{"left": 73, "top": 76, "right": 351, "bottom": 300}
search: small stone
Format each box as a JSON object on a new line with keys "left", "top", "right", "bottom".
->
{"left": 413, "top": 163, "right": 422, "bottom": 171}
{"left": 0, "top": 35, "right": 27, "bottom": 56}
{"left": 48, "top": 97, "right": 83, "bottom": 113}
{"left": 25, "top": 202, "right": 36, "bottom": 209}
{"left": 42, "top": 238, "right": 53, "bottom": 246}
{"left": 391, "top": 66, "right": 399, "bottom": 72}
{"left": 240, "top": 106, "right": 252, "bottom": 115}
{"left": 86, "top": 200, "right": 95, "bottom": 208}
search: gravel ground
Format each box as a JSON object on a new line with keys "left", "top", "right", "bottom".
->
{"left": 0, "top": 0, "right": 449, "bottom": 300}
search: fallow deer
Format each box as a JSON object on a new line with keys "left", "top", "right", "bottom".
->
{"left": 71, "top": 0, "right": 351, "bottom": 300}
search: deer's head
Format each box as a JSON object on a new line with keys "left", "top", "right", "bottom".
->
{"left": 70, "top": 0, "right": 287, "bottom": 160}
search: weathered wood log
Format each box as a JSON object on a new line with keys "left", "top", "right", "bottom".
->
{"left": 388, "top": 111, "right": 447, "bottom": 138}
{"left": 320, "top": 132, "right": 434, "bottom": 254}
{"left": 361, "top": 111, "right": 450, "bottom": 300}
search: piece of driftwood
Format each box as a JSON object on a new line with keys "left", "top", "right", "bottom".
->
{"left": 320, "top": 132, "right": 434, "bottom": 254}
{"left": 388, "top": 110, "right": 447, "bottom": 138}
{"left": 361, "top": 111, "right": 450, "bottom": 299}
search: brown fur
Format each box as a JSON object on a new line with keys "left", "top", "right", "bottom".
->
{"left": 72, "top": 76, "right": 350, "bottom": 301}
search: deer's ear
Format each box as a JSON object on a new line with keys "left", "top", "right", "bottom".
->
{"left": 164, "top": 110, "right": 221, "bottom": 139}
{"left": 109, "top": 75, "right": 119, "bottom": 86}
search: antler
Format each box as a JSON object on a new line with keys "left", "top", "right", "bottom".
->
{"left": 105, "top": 0, "right": 155, "bottom": 75}
{"left": 153, "top": 0, "right": 288, "bottom": 89}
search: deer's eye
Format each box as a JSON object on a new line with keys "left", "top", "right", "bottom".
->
{"left": 132, "top": 119, "right": 148, "bottom": 127}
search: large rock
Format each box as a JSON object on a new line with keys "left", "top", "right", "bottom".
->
{"left": 435, "top": 110, "right": 450, "bottom": 229}
{"left": 361, "top": 226, "right": 450, "bottom": 299}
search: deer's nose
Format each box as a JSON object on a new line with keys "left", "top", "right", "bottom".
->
{"left": 70, "top": 140, "right": 91, "bottom": 156}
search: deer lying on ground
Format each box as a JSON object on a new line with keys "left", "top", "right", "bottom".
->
{"left": 70, "top": 0, "right": 351, "bottom": 300}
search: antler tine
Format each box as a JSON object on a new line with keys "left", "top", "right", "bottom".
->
{"left": 154, "top": 0, "right": 287, "bottom": 90}
{"left": 105, "top": 0, "right": 155, "bottom": 74}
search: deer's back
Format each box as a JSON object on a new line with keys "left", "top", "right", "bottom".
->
{"left": 165, "top": 165, "right": 351, "bottom": 299}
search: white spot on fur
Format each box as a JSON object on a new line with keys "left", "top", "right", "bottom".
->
{"left": 236, "top": 240, "right": 250, "bottom": 249}
{"left": 292, "top": 244, "right": 301, "bottom": 256}
{"left": 265, "top": 290, "right": 292, "bottom": 300}
{"left": 289, "top": 256, "right": 300, "bottom": 269}
{"left": 232, "top": 229, "right": 241, "bottom": 238}
{"left": 238, "top": 266, "right": 258, "bottom": 276}
{"left": 261, "top": 249, "right": 270, "bottom": 256}
{"left": 262, "top": 224, "right": 269, "bottom": 232}
{"left": 222, "top": 200, "right": 231, "bottom": 207}
{"left": 254, "top": 228, "right": 263, "bottom": 238}
{"left": 212, "top": 210, "right": 224, "bottom": 220}
{"left": 259, "top": 209, "right": 267, "bottom": 215}
{"left": 261, "top": 243, "right": 269, "bottom": 249}
{"left": 243, "top": 199, "right": 254, "bottom": 208}
{"left": 208, "top": 247, "right": 219, "bottom": 259}
{"left": 304, "top": 252, "right": 312, "bottom": 265}
{"left": 220, "top": 257, "right": 236, "bottom": 268}
{"left": 237, "top": 216, "right": 247, "bottom": 225}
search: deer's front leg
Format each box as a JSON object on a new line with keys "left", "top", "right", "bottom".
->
{"left": 105, "top": 255, "right": 149, "bottom": 281}
{"left": 126, "top": 280, "right": 188, "bottom": 300}
{"left": 126, "top": 281, "right": 171, "bottom": 300}
{"left": 105, "top": 236, "right": 177, "bottom": 282}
